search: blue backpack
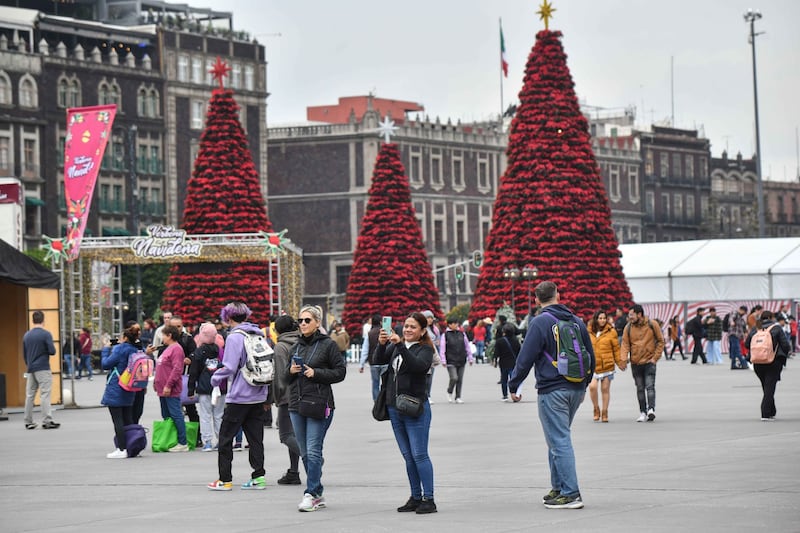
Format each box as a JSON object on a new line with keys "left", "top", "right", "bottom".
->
{"left": 541, "top": 312, "right": 592, "bottom": 383}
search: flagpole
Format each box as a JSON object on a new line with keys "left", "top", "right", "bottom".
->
{"left": 499, "top": 17, "right": 504, "bottom": 127}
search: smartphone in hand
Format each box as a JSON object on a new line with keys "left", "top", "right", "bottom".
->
{"left": 292, "top": 356, "right": 304, "bottom": 370}
{"left": 382, "top": 316, "right": 393, "bottom": 336}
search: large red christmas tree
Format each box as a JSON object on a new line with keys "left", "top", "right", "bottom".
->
{"left": 162, "top": 61, "right": 274, "bottom": 326}
{"left": 471, "top": 22, "right": 632, "bottom": 322}
{"left": 342, "top": 140, "right": 443, "bottom": 336}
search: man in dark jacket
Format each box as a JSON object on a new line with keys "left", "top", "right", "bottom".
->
{"left": 685, "top": 308, "right": 707, "bottom": 364}
{"left": 509, "top": 281, "right": 595, "bottom": 510}
{"left": 23, "top": 310, "right": 59, "bottom": 429}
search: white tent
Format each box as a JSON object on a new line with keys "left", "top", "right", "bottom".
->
{"left": 619, "top": 238, "right": 800, "bottom": 303}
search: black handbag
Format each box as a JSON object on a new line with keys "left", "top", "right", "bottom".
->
{"left": 372, "top": 373, "right": 389, "bottom": 421}
{"left": 395, "top": 393, "right": 423, "bottom": 417}
{"left": 298, "top": 396, "right": 327, "bottom": 419}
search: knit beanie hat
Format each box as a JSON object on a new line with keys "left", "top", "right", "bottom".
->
{"left": 198, "top": 322, "right": 217, "bottom": 345}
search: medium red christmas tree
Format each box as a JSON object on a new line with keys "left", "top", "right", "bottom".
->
{"left": 162, "top": 78, "right": 275, "bottom": 326}
{"left": 342, "top": 141, "right": 443, "bottom": 336}
{"left": 470, "top": 27, "right": 632, "bottom": 322}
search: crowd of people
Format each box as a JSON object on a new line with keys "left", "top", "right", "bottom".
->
{"left": 19, "top": 289, "right": 795, "bottom": 514}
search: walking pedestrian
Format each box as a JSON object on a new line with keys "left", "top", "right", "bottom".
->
{"left": 620, "top": 305, "right": 665, "bottom": 422}
{"left": 745, "top": 310, "right": 792, "bottom": 421}
{"left": 440, "top": 317, "right": 473, "bottom": 403}
{"left": 588, "top": 310, "right": 624, "bottom": 422}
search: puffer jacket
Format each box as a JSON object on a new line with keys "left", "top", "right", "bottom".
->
{"left": 590, "top": 323, "right": 623, "bottom": 374}
{"left": 621, "top": 317, "right": 665, "bottom": 365}
{"left": 285, "top": 329, "right": 346, "bottom": 411}
{"left": 101, "top": 341, "right": 137, "bottom": 407}
{"left": 272, "top": 329, "right": 300, "bottom": 406}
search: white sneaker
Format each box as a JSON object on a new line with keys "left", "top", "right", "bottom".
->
{"left": 298, "top": 492, "right": 326, "bottom": 512}
{"left": 455, "top": 398, "right": 464, "bottom": 404}
{"left": 447, "top": 393, "right": 454, "bottom": 403}
{"left": 106, "top": 448, "right": 127, "bottom": 459}
{"left": 168, "top": 443, "right": 189, "bottom": 453}
{"left": 647, "top": 408, "right": 656, "bottom": 421}
{"left": 429, "top": 397, "right": 434, "bottom": 405}
{"left": 636, "top": 412, "right": 646, "bottom": 422}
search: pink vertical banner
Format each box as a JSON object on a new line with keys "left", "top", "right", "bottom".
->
{"left": 63, "top": 104, "right": 117, "bottom": 261}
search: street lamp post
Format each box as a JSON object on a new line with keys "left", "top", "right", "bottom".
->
{"left": 744, "top": 8, "right": 765, "bottom": 238}
{"left": 503, "top": 266, "right": 520, "bottom": 315}
{"left": 129, "top": 284, "right": 142, "bottom": 322}
{"left": 126, "top": 124, "right": 143, "bottom": 322}
{"left": 521, "top": 265, "right": 539, "bottom": 316}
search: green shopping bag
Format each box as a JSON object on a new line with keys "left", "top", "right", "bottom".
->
{"left": 152, "top": 419, "right": 200, "bottom": 452}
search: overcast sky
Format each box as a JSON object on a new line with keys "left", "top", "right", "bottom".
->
{"left": 199, "top": 0, "right": 800, "bottom": 181}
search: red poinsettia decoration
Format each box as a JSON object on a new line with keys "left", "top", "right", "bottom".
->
{"left": 470, "top": 29, "right": 632, "bottom": 323}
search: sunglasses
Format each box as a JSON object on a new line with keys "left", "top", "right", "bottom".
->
{"left": 298, "top": 317, "right": 314, "bottom": 324}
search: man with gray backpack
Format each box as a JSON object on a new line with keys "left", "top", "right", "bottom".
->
{"left": 208, "top": 301, "right": 271, "bottom": 491}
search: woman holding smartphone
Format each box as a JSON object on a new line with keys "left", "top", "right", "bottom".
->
{"left": 287, "top": 305, "right": 346, "bottom": 512}
{"left": 374, "top": 312, "right": 437, "bottom": 514}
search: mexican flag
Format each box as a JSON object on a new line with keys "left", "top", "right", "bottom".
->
{"left": 500, "top": 24, "right": 508, "bottom": 77}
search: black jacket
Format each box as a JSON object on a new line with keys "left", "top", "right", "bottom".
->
{"left": 745, "top": 319, "right": 792, "bottom": 364}
{"left": 286, "top": 330, "right": 346, "bottom": 411}
{"left": 187, "top": 343, "right": 220, "bottom": 396}
{"left": 494, "top": 334, "right": 519, "bottom": 369}
{"left": 373, "top": 341, "right": 434, "bottom": 405}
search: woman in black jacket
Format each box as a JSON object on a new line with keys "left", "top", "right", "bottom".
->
{"left": 494, "top": 323, "right": 520, "bottom": 401}
{"left": 374, "top": 312, "right": 437, "bottom": 515}
{"left": 287, "top": 305, "right": 346, "bottom": 512}
{"left": 745, "top": 310, "right": 792, "bottom": 421}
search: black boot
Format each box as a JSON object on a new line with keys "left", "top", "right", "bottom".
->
{"left": 397, "top": 497, "right": 421, "bottom": 512}
{"left": 415, "top": 498, "right": 437, "bottom": 514}
{"left": 277, "top": 469, "right": 301, "bottom": 485}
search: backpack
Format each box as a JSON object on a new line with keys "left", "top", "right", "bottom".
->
{"left": 722, "top": 313, "right": 731, "bottom": 333}
{"left": 232, "top": 330, "right": 274, "bottom": 386}
{"left": 749, "top": 324, "right": 779, "bottom": 364}
{"left": 542, "top": 312, "right": 592, "bottom": 383}
{"left": 118, "top": 351, "right": 154, "bottom": 392}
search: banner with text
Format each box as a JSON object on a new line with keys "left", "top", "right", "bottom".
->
{"left": 63, "top": 104, "right": 116, "bottom": 261}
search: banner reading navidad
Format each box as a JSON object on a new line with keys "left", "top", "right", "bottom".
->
{"left": 63, "top": 104, "right": 116, "bottom": 261}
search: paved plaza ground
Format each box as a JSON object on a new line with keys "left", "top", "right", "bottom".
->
{"left": 1, "top": 358, "right": 798, "bottom": 532}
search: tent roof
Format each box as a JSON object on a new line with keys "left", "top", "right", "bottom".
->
{"left": 0, "top": 239, "right": 59, "bottom": 289}
{"left": 620, "top": 238, "right": 800, "bottom": 278}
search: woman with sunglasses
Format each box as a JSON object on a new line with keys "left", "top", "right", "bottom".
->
{"left": 374, "top": 312, "right": 437, "bottom": 514}
{"left": 287, "top": 305, "right": 346, "bottom": 512}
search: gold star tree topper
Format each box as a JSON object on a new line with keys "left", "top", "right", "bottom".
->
{"left": 537, "top": 0, "right": 556, "bottom": 30}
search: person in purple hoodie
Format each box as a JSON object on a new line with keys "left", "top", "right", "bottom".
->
{"left": 207, "top": 302, "right": 269, "bottom": 491}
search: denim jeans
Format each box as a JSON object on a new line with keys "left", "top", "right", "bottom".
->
{"left": 631, "top": 363, "right": 657, "bottom": 413}
{"left": 77, "top": 354, "right": 93, "bottom": 378}
{"left": 159, "top": 396, "right": 187, "bottom": 445}
{"left": 290, "top": 409, "right": 334, "bottom": 497}
{"left": 499, "top": 366, "right": 513, "bottom": 398}
{"left": 728, "top": 335, "right": 749, "bottom": 368}
{"left": 446, "top": 365, "right": 466, "bottom": 398}
{"left": 370, "top": 364, "right": 388, "bottom": 401}
{"left": 63, "top": 354, "right": 74, "bottom": 376}
{"left": 388, "top": 401, "right": 434, "bottom": 500}
{"left": 24, "top": 370, "right": 53, "bottom": 424}
{"left": 707, "top": 340, "right": 723, "bottom": 364}
{"left": 537, "top": 388, "right": 585, "bottom": 497}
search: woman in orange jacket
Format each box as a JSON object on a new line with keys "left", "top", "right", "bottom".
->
{"left": 588, "top": 310, "right": 624, "bottom": 422}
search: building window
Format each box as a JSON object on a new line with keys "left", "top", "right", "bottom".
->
{"left": 0, "top": 72, "right": 10, "bottom": 104}
{"left": 98, "top": 81, "right": 121, "bottom": 107}
{"left": 206, "top": 58, "right": 215, "bottom": 86}
{"left": 645, "top": 149, "right": 654, "bottom": 176}
{"left": 409, "top": 146, "right": 422, "bottom": 186}
{"left": 335, "top": 265, "right": 351, "bottom": 294}
{"left": 244, "top": 65, "right": 255, "bottom": 91}
{"left": 453, "top": 203, "right": 467, "bottom": 250}
{"left": 628, "top": 165, "right": 639, "bottom": 202}
{"left": 231, "top": 63, "right": 241, "bottom": 89}
{"left": 19, "top": 77, "right": 37, "bottom": 108}
{"left": 191, "top": 100, "right": 205, "bottom": 129}
{"left": 699, "top": 156, "right": 708, "bottom": 178}
{"left": 685, "top": 154, "right": 694, "bottom": 179}
{"left": 659, "top": 153, "right": 669, "bottom": 178}
{"left": 177, "top": 55, "right": 188, "bottom": 82}
{"left": 69, "top": 80, "right": 80, "bottom": 107}
{"left": 686, "top": 196, "right": 695, "bottom": 223}
{"left": 451, "top": 150, "right": 464, "bottom": 189}
{"left": 58, "top": 78, "right": 69, "bottom": 107}
{"left": 137, "top": 88, "right": 147, "bottom": 116}
{"left": 609, "top": 164, "right": 620, "bottom": 201}
{"left": 672, "top": 153, "right": 682, "bottom": 178}
{"left": 477, "top": 153, "right": 489, "bottom": 189}
{"left": 645, "top": 191, "right": 655, "bottom": 217}
{"left": 191, "top": 57, "right": 202, "bottom": 84}
{"left": 23, "top": 138, "right": 37, "bottom": 173}
{"left": 113, "top": 185, "right": 123, "bottom": 212}
{"left": 433, "top": 220, "right": 444, "bottom": 251}
{"left": 674, "top": 193, "right": 683, "bottom": 223}
{"left": 700, "top": 196, "right": 709, "bottom": 219}
{"left": 661, "top": 193, "right": 670, "bottom": 222}
{"left": 414, "top": 201, "right": 427, "bottom": 242}
{"left": 430, "top": 149, "right": 443, "bottom": 188}
{"left": 0, "top": 137, "right": 10, "bottom": 171}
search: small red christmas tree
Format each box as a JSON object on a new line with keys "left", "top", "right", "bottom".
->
{"left": 162, "top": 60, "right": 275, "bottom": 326}
{"left": 342, "top": 140, "right": 443, "bottom": 336}
{"left": 471, "top": 25, "right": 632, "bottom": 322}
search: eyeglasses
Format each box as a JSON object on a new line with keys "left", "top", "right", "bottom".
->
{"left": 298, "top": 317, "right": 314, "bottom": 324}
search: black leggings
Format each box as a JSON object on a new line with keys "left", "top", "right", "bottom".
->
{"left": 277, "top": 404, "right": 300, "bottom": 472}
{"left": 109, "top": 406, "right": 133, "bottom": 450}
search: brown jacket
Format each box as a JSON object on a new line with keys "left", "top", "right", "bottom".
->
{"left": 590, "top": 323, "right": 623, "bottom": 374}
{"left": 621, "top": 317, "right": 665, "bottom": 365}
{"left": 331, "top": 329, "right": 350, "bottom": 352}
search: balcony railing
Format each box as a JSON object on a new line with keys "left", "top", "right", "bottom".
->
{"left": 139, "top": 200, "right": 165, "bottom": 216}
{"left": 98, "top": 199, "right": 126, "bottom": 213}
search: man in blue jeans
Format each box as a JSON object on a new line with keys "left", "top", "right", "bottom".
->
{"left": 509, "top": 281, "right": 594, "bottom": 510}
